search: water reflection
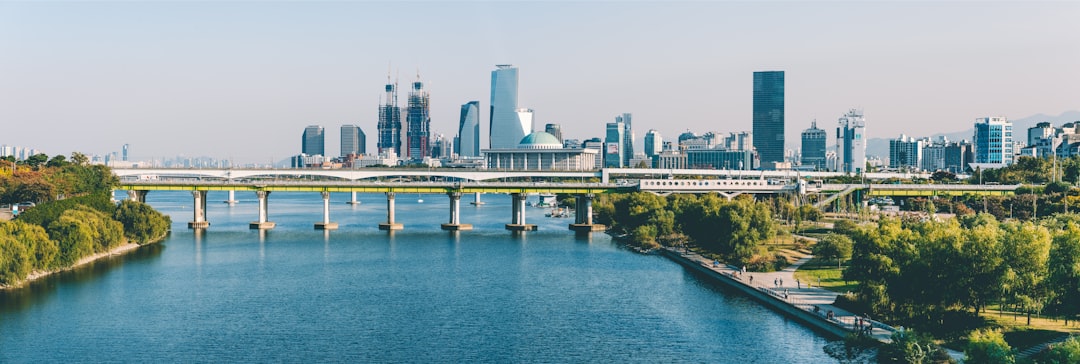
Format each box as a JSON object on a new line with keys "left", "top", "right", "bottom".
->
{"left": 0, "top": 244, "right": 164, "bottom": 314}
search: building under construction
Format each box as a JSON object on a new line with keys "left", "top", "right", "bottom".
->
{"left": 406, "top": 77, "right": 430, "bottom": 159}
{"left": 377, "top": 77, "right": 402, "bottom": 157}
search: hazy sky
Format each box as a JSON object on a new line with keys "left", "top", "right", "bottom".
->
{"left": 2, "top": 1, "right": 1077, "bottom": 163}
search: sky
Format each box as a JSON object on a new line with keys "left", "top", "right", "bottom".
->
{"left": 1, "top": 1, "right": 1078, "bottom": 164}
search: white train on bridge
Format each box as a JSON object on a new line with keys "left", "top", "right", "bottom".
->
{"left": 636, "top": 178, "right": 798, "bottom": 194}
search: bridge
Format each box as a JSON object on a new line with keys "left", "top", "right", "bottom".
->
{"left": 112, "top": 168, "right": 1017, "bottom": 232}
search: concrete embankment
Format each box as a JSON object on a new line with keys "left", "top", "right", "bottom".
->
{"left": 661, "top": 248, "right": 895, "bottom": 342}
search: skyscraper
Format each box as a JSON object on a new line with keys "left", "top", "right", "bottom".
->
{"left": 752, "top": 71, "right": 785, "bottom": 168}
{"left": 974, "top": 117, "right": 1014, "bottom": 165}
{"left": 456, "top": 101, "right": 480, "bottom": 157}
{"left": 406, "top": 79, "right": 431, "bottom": 159}
{"left": 605, "top": 121, "right": 625, "bottom": 168}
{"left": 340, "top": 124, "right": 366, "bottom": 157}
{"left": 800, "top": 120, "right": 826, "bottom": 170}
{"left": 302, "top": 125, "right": 325, "bottom": 156}
{"left": 489, "top": 65, "right": 529, "bottom": 149}
{"left": 378, "top": 77, "right": 402, "bottom": 156}
{"left": 836, "top": 109, "right": 867, "bottom": 174}
{"left": 616, "top": 113, "right": 634, "bottom": 167}
{"left": 644, "top": 129, "right": 662, "bottom": 158}
{"left": 544, "top": 123, "right": 563, "bottom": 143}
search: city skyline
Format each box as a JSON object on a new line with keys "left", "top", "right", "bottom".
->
{"left": 1, "top": 2, "right": 1077, "bottom": 163}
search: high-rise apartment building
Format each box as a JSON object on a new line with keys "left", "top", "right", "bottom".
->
{"left": 644, "top": 129, "right": 662, "bottom": 158}
{"left": 605, "top": 121, "right": 625, "bottom": 168}
{"left": 456, "top": 101, "right": 480, "bottom": 157}
{"left": 302, "top": 125, "right": 325, "bottom": 156}
{"left": 340, "top": 125, "right": 366, "bottom": 157}
{"left": 544, "top": 123, "right": 563, "bottom": 143}
{"left": 800, "top": 121, "right": 827, "bottom": 170}
{"left": 489, "top": 65, "right": 529, "bottom": 149}
{"left": 889, "top": 134, "right": 924, "bottom": 170}
{"left": 406, "top": 79, "right": 431, "bottom": 159}
{"left": 616, "top": 113, "right": 634, "bottom": 167}
{"left": 752, "top": 71, "right": 785, "bottom": 168}
{"left": 378, "top": 78, "right": 402, "bottom": 156}
{"left": 836, "top": 109, "right": 866, "bottom": 174}
{"left": 974, "top": 117, "right": 1013, "bottom": 165}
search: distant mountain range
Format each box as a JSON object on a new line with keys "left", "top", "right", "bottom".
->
{"left": 864, "top": 110, "right": 1080, "bottom": 158}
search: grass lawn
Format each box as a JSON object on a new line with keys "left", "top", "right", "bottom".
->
{"left": 793, "top": 257, "right": 858, "bottom": 293}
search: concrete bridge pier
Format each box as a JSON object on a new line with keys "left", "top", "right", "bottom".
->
{"left": 224, "top": 190, "right": 238, "bottom": 204}
{"left": 249, "top": 191, "right": 275, "bottom": 229}
{"left": 441, "top": 192, "right": 472, "bottom": 231}
{"left": 188, "top": 190, "right": 210, "bottom": 228}
{"left": 569, "top": 194, "right": 605, "bottom": 232}
{"left": 127, "top": 190, "right": 148, "bottom": 203}
{"left": 315, "top": 191, "right": 338, "bottom": 230}
{"left": 506, "top": 193, "right": 537, "bottom": 231}
{"left": 470, "top": 192, "right": 485, "bottom": 205}
{"left": 379, "top": 192, "right": 404, "bottom": 230}
{"left": 347, "top": 191, "right": 361, "bottom": 205}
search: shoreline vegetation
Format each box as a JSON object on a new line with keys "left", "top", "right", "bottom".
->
{"left": 0, "top": 154, "right": 172, "bottom": 289}
{"left": 597, "top": 190, "right": 1080, "bottom": 363}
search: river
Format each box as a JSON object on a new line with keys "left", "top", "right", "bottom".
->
{"left": 0, "top": 191, "right": 835, "bottom": 362}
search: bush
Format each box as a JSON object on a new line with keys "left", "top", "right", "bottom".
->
{"left": 113, "top": 200, "right": 171, "bottom": 244}
{"left": 964, "top": 329, "right": 1014, "bottom": 364}
{"left": 16, "top": 193, "right": 114, "bottom": 227}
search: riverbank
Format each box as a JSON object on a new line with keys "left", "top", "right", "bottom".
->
{"left": 1, "top": 242, "right": 144, "bottom": 290}
{"left": 660, "top": 247, "right": 898, "bottom": 343}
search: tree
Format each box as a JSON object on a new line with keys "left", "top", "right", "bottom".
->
{"left": 964, "top": 329, "right": 1014, "bottom": 364}
{"left": 70, "top": 152, "right": 89, "bottom": 166}
{"left": 1048, "top": 223, "right": 1080, "bottom": 325}
{"left": 45, "top": 155, "right": 68, "bottom": 168}
{"left": 814, "top": 233, "right": 853, "bottom": 269}
{"left": 0, "top": 220, "right": 58, "bottom": 271}
{"left": 23, "top": 153, "right": 48, "bottom": 168}
{"left": 0, "top": 233, "right": 33, "bottom": 285}
{"left": 114, "top": 200, "right": 171, "bottom": 244}
{"left": 1001, "top": 221, "right": 1051, "bottom": 325}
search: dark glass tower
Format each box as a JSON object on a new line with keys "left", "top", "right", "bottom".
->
{"left": 800, "top": 120, "right": 826, "bottom": 170}
{"left": 752, "top": 71, "right": 785, "bottom": 169}
{"left": 302, "top": 125, "right": 325, "bottom": 156}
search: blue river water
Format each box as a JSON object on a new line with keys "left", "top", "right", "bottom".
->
{"left": 1, "top": 191, "right": 835, "bottom": 362}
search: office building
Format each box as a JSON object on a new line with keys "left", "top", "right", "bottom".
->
{"left": 544, "top": 123, "right": 563, "bottom": 143}
{"left": 378, "top": 78, "right": 403, "bottom": 156}
{"left": 616, "top": 113, "right": 634, "bottom": 166}
{"left": 489, "top": 65, "right": 529, "bottom": 149}
{"left": 302, "top": 125, "right": 325, "bottom": 156}
{"left": 974, "top": 117, "right": 1013, "bottom": 165}
{"left": 800, "top": 121, "right": 827, "bottom": 170}
{"left": 340, "top": 125, "right": 366, "bottom": 157}
{"left": 752, "top": 71, "right": 785, "bottom": 168}
{"left": 455, "top": 101, "right": 480, "bottom": 157}
{"left": 644, "top": 129, "right": 662, "bottom": 158}
{"left": 605, "top": 121, "right": 625, "bottom": 167}
{"left": 836, "top": 109, "right": 866, "bottom": 174}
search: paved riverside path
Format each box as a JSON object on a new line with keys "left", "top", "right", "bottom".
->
{"left": 673, "top": 248, "right": 897, "bottom": 343}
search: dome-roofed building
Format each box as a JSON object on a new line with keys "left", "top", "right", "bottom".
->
{"left": 483, "top": 131, "right": 598, "bottom": 171}
{"left": 516, "top": 132, "right": 562, "bottom": 149}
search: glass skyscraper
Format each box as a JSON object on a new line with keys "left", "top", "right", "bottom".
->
{"left": 605, "top": 121, "right": 625, "bottom": 168}
{"left": 489, "top": 65, "right": 529, "bottom": 149}
{"left": 800, "top": 120, "right": 826, "bottom": 170}
{"left": 456, "top": 101, "right": 480, "bottom": 157}
{"left": 544, "top": 123, "right": 563, "bottom": 143}
{"left": 340, "top": 124, "right": 365, "bottom": 157}
{"left": 302, "top": 125, "right": 325, "bottom": 156}
{"left": 752, "top": 71, "right": 785, "bottom": 168}
{"left": 616, "top": 113, "right": 634, "bottom": 167}
{"left": 644, "top": 129, "right": 662, "bottom": 158}
{"left": 406, "top": 80, "right": 431, "bottom": 159}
